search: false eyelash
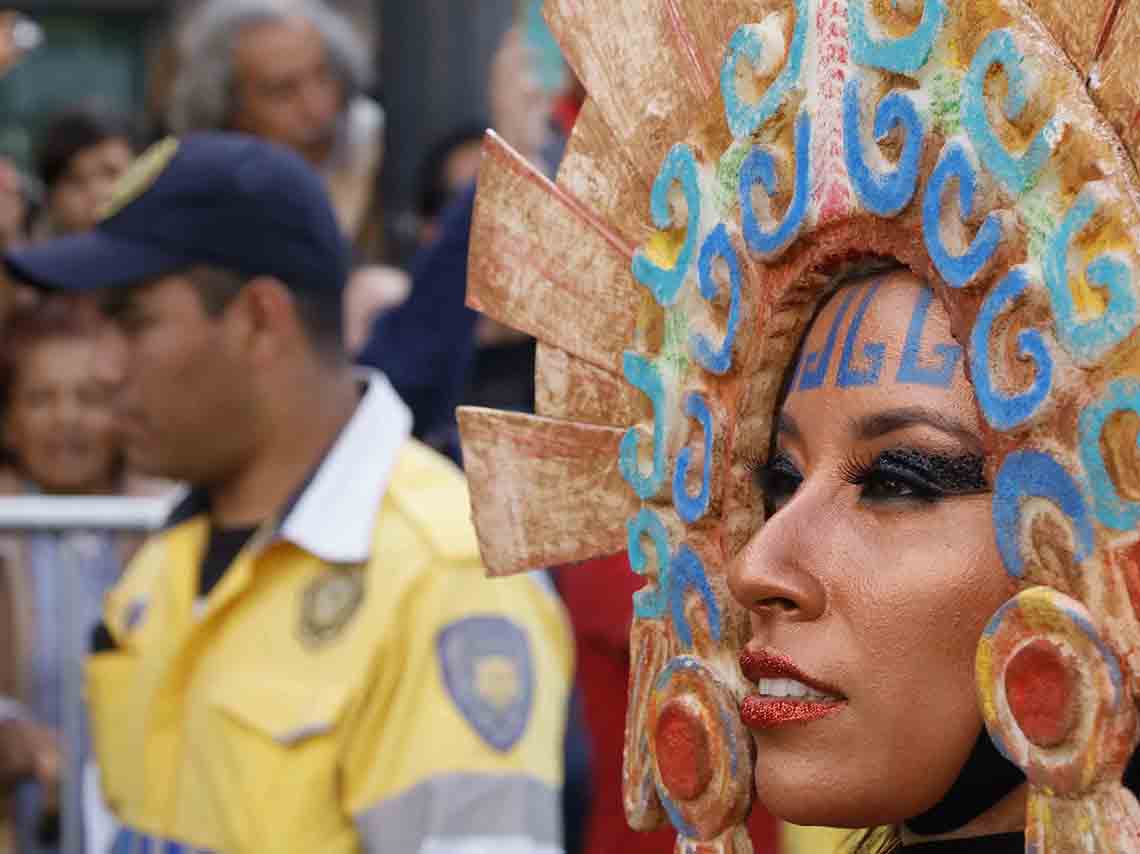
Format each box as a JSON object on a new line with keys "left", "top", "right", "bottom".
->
{"left": 836, "top": 447, "right": 990, "bottom": 501}
{"left": 836, "top": 448, "right": 877, "bottom": 487}
{"left": 742, "top": 450, "right": 770, "bottom": 489}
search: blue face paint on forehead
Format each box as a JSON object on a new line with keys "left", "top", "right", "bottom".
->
{"left": 791, "top": 277, "right": 964, "bottom": 394}
{"left": 838, "top": 280, "right": 886, "bottom": 388}
{"left": 797, "top": 286, "right": 860, "bottom": 391}
{"left": 896, "top": 287, "right": 963, "bottom": 388}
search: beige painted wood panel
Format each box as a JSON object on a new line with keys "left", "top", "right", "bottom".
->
{"left": 457, "top": 407, "right": 638, "bottom": 575}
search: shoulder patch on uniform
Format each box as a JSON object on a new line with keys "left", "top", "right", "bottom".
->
{"left": 436, "top": 616, "right": 534, "bottom": 752}
{"left": 298, "top": 570, "right": 365, "bottom": 648}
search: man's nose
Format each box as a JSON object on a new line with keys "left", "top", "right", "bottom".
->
{"left": 300, "top": 77, "right": 338, "bottom": 125}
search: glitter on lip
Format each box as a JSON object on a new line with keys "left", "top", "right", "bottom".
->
{"left": 740, "top": 695, "right": 846, "bottom": 729}
{"left": 739, "top": 647, "right": 845, "bottom": 698}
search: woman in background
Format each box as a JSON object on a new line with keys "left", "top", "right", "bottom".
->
{"left": 0, "top": 300, "right": 165, "bottom": 854}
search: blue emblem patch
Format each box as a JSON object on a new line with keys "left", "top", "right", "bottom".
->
{"left": 437, "top": 616, "right": 534, "bottom": 752}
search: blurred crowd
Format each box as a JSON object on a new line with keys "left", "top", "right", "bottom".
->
{"left": 0, "top": 2, "right": 802, "bottom": 853}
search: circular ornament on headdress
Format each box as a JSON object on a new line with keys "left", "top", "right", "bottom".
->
{"left": 978, "top": 587, "right": 1136, "bottom": 794}
{"left": 647, "top": 656, "right": 753, "bottom": 841}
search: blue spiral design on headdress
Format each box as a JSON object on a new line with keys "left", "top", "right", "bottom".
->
{"left": 629, "top": 508, "right": 672, "bottom": 620}
{"left": 849, "top": 0, "right": 947, "bottom": 73}
{"left": 721, "top": 0, "right": 808, "bottom": 139}
{"left": 1043, "top": 190, "right": 1138, "bottom": 364}
{"left": 674, "top": 393, "right": 714, "bottom": 524}
{"left": 631, "top": 144, "right": 701, "bottom": 307}
{"left": 1079, "top": 380, "right": 1140, "bottom": 531}
{"left": 619, "top": 353, "right": 667, "bottom": 500}
{"left": 741, "top": 110, "right": 811, "bottom": 259}
{"left": 690, "top": 224, "right": 742, "bottom": 375}
{"left": 843, "top": 77, "right": 925, "bottom": 217}
{"left": 962, "top": 29, "right": 1061, "bottom": 195}
{"left": 670, "top": 545, "right": 723, "bottom": 649}
{"left": 993, "top": 451, "right": 1094, "bottom": 579}
{"left": 971, "top": 268, "right": 1055, "bottom": 430}
{"left": 922, "top": 140, "right": 1003, "bottom": 288}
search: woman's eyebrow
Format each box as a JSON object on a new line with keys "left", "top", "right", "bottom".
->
{"left": 776, "top": 412, "right": 802, "bottom": 441}
{"left": 849, "top": 407, "right": 982, "bottom": 450}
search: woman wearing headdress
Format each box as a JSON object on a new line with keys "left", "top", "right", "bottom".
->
{"left": 455, "top": 0, "right": 1140, "bottom": 851}
{"left": 728, "top": 262, "right": 1042, "bottom": 852}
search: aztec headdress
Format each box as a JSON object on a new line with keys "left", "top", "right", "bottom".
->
{"left": 458, "top": 0, "right": 1140, "bottom": 850}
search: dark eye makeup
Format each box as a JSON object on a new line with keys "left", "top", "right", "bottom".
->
{"left": 838, "top": 447, "right": 988, "bottom": 504}
{"left": 754, "top": 446, "right": 988, "bottom": 517}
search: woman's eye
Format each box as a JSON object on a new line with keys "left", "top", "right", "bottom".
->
{"left": 757, "top": 454, "right": 803, "bottom": 515}
{"left": 859, "top": 471, "right": 925, "bottom": 502}
{"left": 846, "top": 449, "right": 987, "bottom": 505}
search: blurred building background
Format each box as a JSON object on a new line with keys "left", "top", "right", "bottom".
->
{"left": 0, "top": 0, "right": 514, "bottom": 262}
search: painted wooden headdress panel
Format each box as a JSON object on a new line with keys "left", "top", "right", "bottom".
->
{"left": 458, "top": 0, "right": 1140, "bottom": 850}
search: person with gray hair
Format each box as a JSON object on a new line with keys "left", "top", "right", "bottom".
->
{"left": 169, "top": 0, "right": 411, "bottom": 358}
{"left": 169, "top": 0, "right": 384, "bottom": 241}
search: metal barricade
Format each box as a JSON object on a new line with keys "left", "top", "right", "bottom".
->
{"left": 0, "top": 495, "right": 175, "bottom": 854}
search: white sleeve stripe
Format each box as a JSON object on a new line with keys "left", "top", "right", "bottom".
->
{"left": 354, "top": 772, "right": 561, "bottom": 854}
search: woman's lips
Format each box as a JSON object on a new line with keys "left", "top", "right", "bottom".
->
{"left": 740, "top": 695, "right": 845, "bottom": 729}
{"left": 739, "top": 647, "right": 847, "bottom": 729}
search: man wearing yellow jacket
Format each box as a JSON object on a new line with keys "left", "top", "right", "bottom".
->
{"left": 4, "top": 131, "right": 572, "bottom": 854}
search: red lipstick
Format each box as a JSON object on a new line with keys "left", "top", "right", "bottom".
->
{"left": 739, "top": 648, "right": 846, "bottom": 730}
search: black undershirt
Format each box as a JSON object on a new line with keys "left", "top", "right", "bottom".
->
{"left": 91, "top": 523, "right": 258, "bottom": 652}
{"left": 197, "top": 525, "right": 258, "bottom": 598}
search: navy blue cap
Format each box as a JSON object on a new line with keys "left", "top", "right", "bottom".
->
{"left": 4, "top": 132, "right": 349, "bottom": 295}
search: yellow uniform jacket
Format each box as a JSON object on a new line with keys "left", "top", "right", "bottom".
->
{"left": 86, "top": 374, "right": 572, "bottom": 853}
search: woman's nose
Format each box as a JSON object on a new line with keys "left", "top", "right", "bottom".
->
{"left": 728, "top": 486, "right": 828, "bottom": 623}
{"left": 54, "top": 393, "right": 83, "bottom": 427}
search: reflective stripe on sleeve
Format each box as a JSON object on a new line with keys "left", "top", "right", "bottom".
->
{"left": 110, "top": 827, "right": 215, "bottom": 854}
{"left": 421, "top": 837, "right": 563, "bottom": 854}
{"left": 354, "top": 773, "right": 562, "bottom": 854}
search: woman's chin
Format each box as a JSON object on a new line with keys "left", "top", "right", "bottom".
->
{"left": 754, "top": 763, "right": 933, "bottom": 830}
{"left": 757, "top": 787, "right": 870, "bottom": 829}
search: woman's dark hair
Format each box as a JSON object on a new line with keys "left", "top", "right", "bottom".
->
{"left": 1, "top": 298, "right": 100, "bottom": 392}
{"left": 0, "top": 297, "right": 106, "bottom": 470}
{"left": 35, "top": 105, "right": 137, "bottom": 190}
{"left": 416, "top": 124, "right": 487, "bottom": 221}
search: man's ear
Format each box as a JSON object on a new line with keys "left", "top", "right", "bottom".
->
{"left": 237, "top": 276, "right": 303, "bottom": 364}
{"left": 0, "top": 400, "right": 15, "bottom": 457}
